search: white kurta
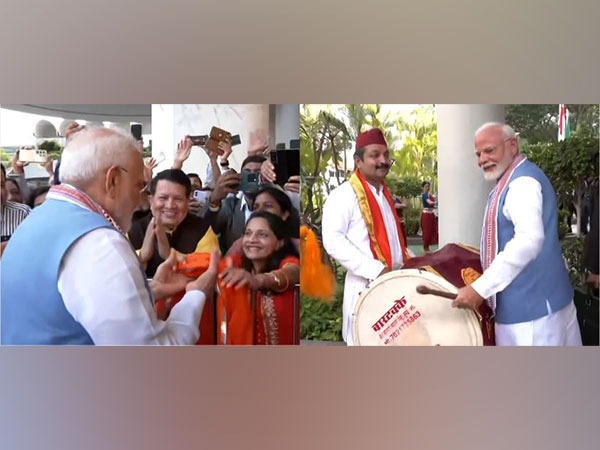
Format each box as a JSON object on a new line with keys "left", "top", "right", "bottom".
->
{"left": 58, "top": 227, "right": 207, "bottom": 345}
{"left": 322, "top": 181, "right": 403, "bottom": 345}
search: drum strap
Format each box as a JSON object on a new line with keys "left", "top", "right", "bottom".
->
{"left": 349, "top": 170, "right": 409, "bottom": 268}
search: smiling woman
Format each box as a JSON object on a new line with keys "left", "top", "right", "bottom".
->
{"left": 218, "top": 211, "right": 300, "bottom": 345}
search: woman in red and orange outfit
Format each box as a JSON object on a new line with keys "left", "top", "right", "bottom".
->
{"left": 420, "top": 181, "right": 438, "bottom": 253}
{"left": 218, "top": 210, "right": 300, "bottom": 345}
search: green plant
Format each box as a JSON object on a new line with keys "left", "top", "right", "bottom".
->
{"left": 38, "top": 140, "right": 63, "bottom": 159}
{"left": 300, "top": 262, "right": 346, "bottom": 341}
{"left": 557, "top": 209, "right": 571, "bottom": 240}
{"left": 404, "top": 206, "right": 421, "bottom": 236}
{"left": 387, "top": 175, "right": 422, "bottom": 199}
{"left": 523, "top": 135, "right": 599, "bottom": 236}
{"left": 0, "top": 148, "right": 11, "bottom": 166}
{"left": 561, "top": 236, "right": 586, "bottom": 290}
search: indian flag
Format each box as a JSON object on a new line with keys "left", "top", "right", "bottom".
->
{"left": 558, "top": 104, "right": 571, "bottom": 141}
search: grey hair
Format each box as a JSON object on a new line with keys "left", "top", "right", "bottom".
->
{"left": 475, "top": 122, "right": 517, "bottom": 140}
{"left": 59, "top": 126, "right": 139, "bottom": 186}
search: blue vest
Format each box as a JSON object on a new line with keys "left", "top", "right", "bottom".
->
{"left": 493, "top": 159, "right": 573, "bottom": 324}
{"left": 1, "top": 199, "right": 115, "bottom": 344}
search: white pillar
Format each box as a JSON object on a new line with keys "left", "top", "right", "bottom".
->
{"left": 151, "top": 104, "right": 271, "bottom": 177}
{"left": 272, "top": 104, "right": 300, "bottom": 147}
{"left": 436, "top": 104, "right": 505, "bottom": 248}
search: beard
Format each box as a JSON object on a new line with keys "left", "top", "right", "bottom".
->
{"left": 481, "top": 154, "right": 513, "bottom": 182}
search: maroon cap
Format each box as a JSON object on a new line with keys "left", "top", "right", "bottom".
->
{"left": 356, "top": 128, "right": 387, "bottom": 149}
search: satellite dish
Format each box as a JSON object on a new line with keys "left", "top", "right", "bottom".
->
{"left": 58, "top": 119, "right": 79, "bottom": 137}
{"left": 34, "top": 120, "right": 57, "bottom": 138}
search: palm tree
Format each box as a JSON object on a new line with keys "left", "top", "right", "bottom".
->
{"left": 393, "top": 105, "right": 438, "bottom": 189}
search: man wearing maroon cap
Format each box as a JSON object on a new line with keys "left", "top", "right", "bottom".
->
{"left": 322, "top": 128, "right": 410, "bottom": 345}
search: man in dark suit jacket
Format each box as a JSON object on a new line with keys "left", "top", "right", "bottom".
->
{"left": 128, "top": 168, "right": 219, "bottom": 277}
{"left": 203, "top": 155, "right": 266, "bottom": 254}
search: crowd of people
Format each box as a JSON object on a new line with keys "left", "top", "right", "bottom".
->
{"left": 1, "top": 123, "right": 301, "bottom": 345}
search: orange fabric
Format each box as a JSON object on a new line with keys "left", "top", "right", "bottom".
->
{"left": 157, "top": 251, "right": 300, "bottom": 345}
{"left": 154, "top": 252, "right": 251, "bottom": 345}
{"left": 299, "top": 225, "right": 336, "bottom": 302}
{"left": 350, "top": 170, "right": 409, "bottom": 267}
{"left": 216, "top": 253, "right": 253, "bottom": 345}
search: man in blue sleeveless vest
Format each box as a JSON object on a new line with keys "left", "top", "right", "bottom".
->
{"left": 452, "top": 122, "right": 581, "bottom": 346}
{"left": 1, "top": 126, "right": 220, "bottom": 345}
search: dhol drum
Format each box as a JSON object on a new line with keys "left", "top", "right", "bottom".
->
{"left": 352, "top": 243, "right": 495, "bottom": 346}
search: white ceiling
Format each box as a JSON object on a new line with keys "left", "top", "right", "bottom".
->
{"left": 2, "top": 104, "right": 151, "bottom": 124}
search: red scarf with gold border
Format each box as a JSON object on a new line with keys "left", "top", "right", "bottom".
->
{"left": 348, "top": 170, "right": 409, "bottom": 268}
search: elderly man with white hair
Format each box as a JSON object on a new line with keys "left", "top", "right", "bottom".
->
{"left": 1, "top": 126, "right": 219, "bottom": 345}
{"left": 452, "top": 122, "right": 581, "bottom": 346}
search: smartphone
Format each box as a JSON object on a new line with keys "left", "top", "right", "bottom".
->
{"left": 19, "top": 148, "right": 47, "bottom": 164}
{"left": 239, "top": 172, "right": 260, "bottom": 193}
{"left": 192, "top": 190, "right": 209, "bottom": 203}
{"left": 270, "top": 148, "right": 300, "bottom": 186}
{"left": 131, "top": 124, "right": 143, "bottom": 141}
{"left": 189, "top": 135, "right": 208, "bottom": 146}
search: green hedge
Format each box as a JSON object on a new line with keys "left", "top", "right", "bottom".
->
{"left": 404, "top": 207, "right": 421, "bottom": 236}
{"left": 561, "top": 236, "right": 586, "bottom": 290}
{"left": 300, "top": 264, "right": 346, "bottom": 341}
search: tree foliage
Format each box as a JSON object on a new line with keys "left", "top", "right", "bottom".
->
{"left": 0, "top": 148, "right": 11, "bottom": 166}
{"left": 392, "top": 105, "right": 438, "bottom": 190}
{"left": 301, "top": 104, "right": 438, "bottom": 229}
{"left": 386, "top": 176, "right": 422, "bottom": 199}
{"left": 37, "top": 140, "right": 63, "bottom": 159}
{"left": 506, "top": 104, "right": 599, "bottom": 144}
{"left": 522, "top": 135, "right": 599, "bottom": 237}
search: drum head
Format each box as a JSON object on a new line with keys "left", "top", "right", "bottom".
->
{"left": 352, "top": 269, "right": 483, "bottom": 346}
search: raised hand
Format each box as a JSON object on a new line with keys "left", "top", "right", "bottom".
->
{"left": 173, "top": 136, "right": 193, "bottom": 169}
{"left": 260, "top": 159, "right": 276, "bottom": 184}
{"left": 247, "top": 129, "right": 270, "bottom": 156}
{"left": 284, "top": 175, "right": 301, "bottom": 193}
{"left": 150, "top": 249, "right": 191, "bottom": 300}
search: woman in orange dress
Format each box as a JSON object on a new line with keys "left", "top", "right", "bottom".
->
{"left": 219, "top": 211, "right": 300, "bottom": 345}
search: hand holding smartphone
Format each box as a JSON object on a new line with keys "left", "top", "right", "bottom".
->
{"left": 192, "top": 190, "right": 210, "bottom": 204}
{"left": 19, "top": 148, "right": 47, "bottom": 164}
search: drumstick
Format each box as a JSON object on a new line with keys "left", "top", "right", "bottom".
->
{"left": 416, "top": 285, "right": 457, "bottom": 300}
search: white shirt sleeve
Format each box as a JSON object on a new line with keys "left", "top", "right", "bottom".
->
{"left": 58, "top": 228, "right": 206, "bottom": 345}
{"left": 471, "top": 176, "right": 545, "bottom": 299}
{"left": 322, "top": 185, "right": 386, "bottom": 281}
{"left": 205, "top": 163, "right": 214, "bottom": 189}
